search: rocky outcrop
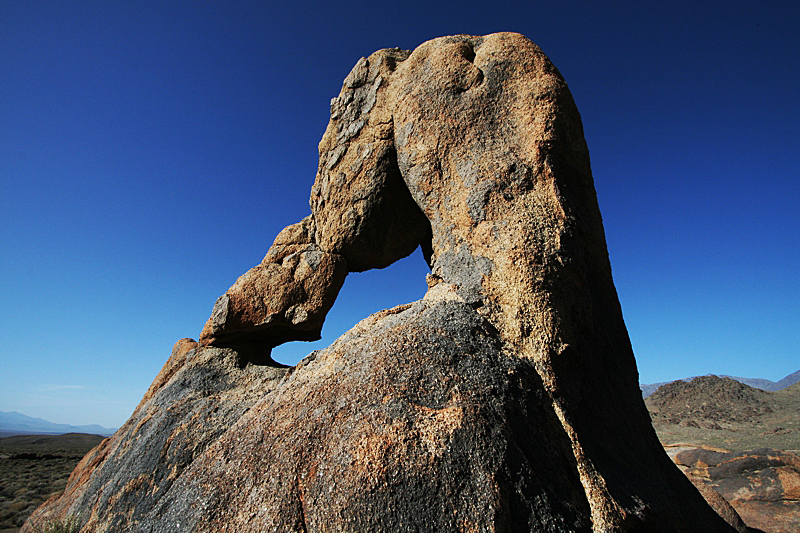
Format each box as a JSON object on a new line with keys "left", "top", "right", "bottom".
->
{"left": 25, "top": 33, "right": 738, "bottom": 532}
{"left": 674, "top": 447, "right": 800, "bottom": 533}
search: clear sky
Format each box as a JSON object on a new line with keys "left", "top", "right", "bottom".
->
{"left": 1, "top": 0, "right": 797, "bottom": 429}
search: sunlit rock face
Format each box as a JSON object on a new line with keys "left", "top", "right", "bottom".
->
{"left": 676, "top": 447, "right": 800, "bottom": 533}
{"left": 24, "top": 33, "right": 738, "bottom": 532}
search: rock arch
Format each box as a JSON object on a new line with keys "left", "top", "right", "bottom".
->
{"left": 24, "top": 33, "right": 740, "bottom": 532}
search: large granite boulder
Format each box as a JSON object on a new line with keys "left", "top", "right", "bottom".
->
{"left": 675, "top": 447, "right": 800, "bottom": 533}
{"left": 25, "top": 33, "right": 738, "bottom": 532}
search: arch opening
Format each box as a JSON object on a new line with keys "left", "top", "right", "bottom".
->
{"left": 269, "top": 246, "right": 431, "bottom": 366}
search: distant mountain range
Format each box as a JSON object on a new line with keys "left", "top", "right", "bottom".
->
{"left": 640, "top": 369, "right": 800, "bottom": 397}
{"left": 0, "top": 411, "right": 117, "bottom": 437}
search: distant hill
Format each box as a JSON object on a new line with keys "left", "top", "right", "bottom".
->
{"left": 0, "top": 410, "right": 116, "bottom": 437}
{"left": 645, "top": 376, "right": 800, "bottom": 450}
{"left": 640, "top": 368, "right": 800, "bottom": 397}
{"left": 646, "top": 376, "right": 773, "bottom": 425}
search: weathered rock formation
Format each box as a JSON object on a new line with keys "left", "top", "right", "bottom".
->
{"left": 25, "top": 33, "right": 740, "bottom": 532}
{"left": 673, "top": 447, "right": 800, "bottom": 533}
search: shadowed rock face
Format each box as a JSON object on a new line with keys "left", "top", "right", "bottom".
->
{"left": 25, "top": 33, "right": 738, "bottom": 532}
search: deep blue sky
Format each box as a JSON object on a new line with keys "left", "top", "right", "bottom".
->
{"left": 1, "top": 0, "right": 797, "bottom": 428}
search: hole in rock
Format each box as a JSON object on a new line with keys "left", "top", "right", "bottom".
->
{"left": 269, "top": 247, "right": 431, "bottom": 366}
